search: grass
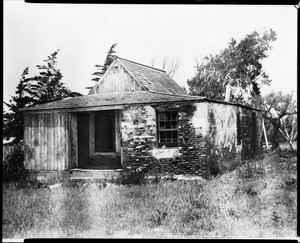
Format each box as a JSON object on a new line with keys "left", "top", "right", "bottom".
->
{"left": 2, "top": 151, "right": 297, "bottom": 239}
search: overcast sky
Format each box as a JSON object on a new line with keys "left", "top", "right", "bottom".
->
{"left": 4, "top": 2, "right": 297, "bottom": 104}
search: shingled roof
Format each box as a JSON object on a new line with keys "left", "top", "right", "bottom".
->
{"left": 21, "top": 90, "right": 262, "bottom": 112}
{"left": 21, "top": 91, "right": 205, "bottom": 112}
{"left": 116, "top": 57, "right": 186, "bottom": 95}
{"left": 21, "top": 56, "right": 261, "bottom": 112}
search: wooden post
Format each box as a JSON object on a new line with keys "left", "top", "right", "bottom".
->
{"left": 225, "top": 83, "right": 231, "bottom": 102}
{"left": 262, "top": 118, "right": 269, "bottom": 149}
{"left": 89, "top": 112, "right": 95, "bottom": 157}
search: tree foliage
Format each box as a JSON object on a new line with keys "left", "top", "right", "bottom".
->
{"left": 262, "top": 91, "right": 297, "bottom": 149}
{"left": 30, "top": 49, "right": 81, "bottom": 104}
{"left": 187, "top": 29, "right": 277, "bottom": 104}
{"left": 3, "top": 68, "right": 35, "bottom": 143}
{"left": 3, "top": 50, "right": 82, "bottom": 144}
{"left": 91, "top": 43, "right": 118, "bottom": 83}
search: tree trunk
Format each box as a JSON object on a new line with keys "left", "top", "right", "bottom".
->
{"left": 270, "top": 118, "right": 281, "bottom": 149}
{"left": 279, "top": 128, "right": 295, "bottom": 151}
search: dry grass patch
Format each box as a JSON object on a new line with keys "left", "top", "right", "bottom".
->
{"left": 2, "top": 151, "right": 297, "bottom": 239}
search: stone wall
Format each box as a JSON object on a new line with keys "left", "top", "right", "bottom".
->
{"left": 206, "top": 103, "right": 240, "bottom": 175}
{"left": 121, "top": 101, "right": 262, "bottom": 178}
{"left": 121, "top": 102, "right": 210, "bottom": 178}
{"left": 240, "top": 108, "right": 263, "bottom": 159}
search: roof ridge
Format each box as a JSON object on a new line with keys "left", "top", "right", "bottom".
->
{"left": 115, "top": 56, "right": 167, "bottom": 73}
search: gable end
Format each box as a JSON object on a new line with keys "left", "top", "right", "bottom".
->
{"left": 88, "top": 59, "right": 146, "bottom": 95}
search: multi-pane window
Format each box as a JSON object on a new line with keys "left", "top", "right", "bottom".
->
{"left": 157, "top": 112, "right": 178, "bottom": 147}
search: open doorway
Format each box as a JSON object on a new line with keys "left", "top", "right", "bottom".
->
{"left": 95, "top": 110, "right": 115, "bottom": 152}
{"left": 77, "top": 110, "right": 121, "bottom": 169}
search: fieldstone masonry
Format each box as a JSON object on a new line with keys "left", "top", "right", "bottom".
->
{"left": 121, "top": 102, "right": 209, "bottom": 178}
{"left": 120, "top": 101, "right": 262, "bottom": 179}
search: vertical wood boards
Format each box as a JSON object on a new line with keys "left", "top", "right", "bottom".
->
{"left": 24, "top": 114, "right": 29, "bottom": 170}
{"left": 56, "top": 113, "right": 61, "bottom": 170}
{"left": 53, "top": 113, "right": 58, "bottom": 170}
{"left": 44, "top": 113, "right": 48, "bottom": 170}
{"left": 63, "top": 113, "right": 67, "bottom": 169}
{"left": 57, "top": 113, "right": 64, "bottom": 170}
{"left": 23, "top": 115, "right": 28, "bottom": 169}
{"left": 48, "top": 112, "right": 54, "bottom": 170}
{"left": 23, "top": 112, "right": 71, "bottom": 171}
{"left": 37, "top": 113, "right": 42, "bottom": 171}
{"left": 23, "top": 109, "right": 126, "bottom": 171}
{"left": 68, "top": 113, "right": 78, "bottom": 169}
{"left": 63, "top": 113, "right": 67, "bottom": 170}
{"left": 89, "top": 61, "right": 144, "bottom": 94}
{"left": 31, "top": 114, "right": 36, "bottom": 171}
{"left": 24, "top": 114, "right": 33, "bottom": 170}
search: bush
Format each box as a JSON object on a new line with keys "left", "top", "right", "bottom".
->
{"left": 236, "top": 158, "right": 265, "bottom": 180}
{"left": 278, "top": 148, "right": 297, "bottom": 158}
{"left": 3, "top": 142, "right": 29, "bottom": 183}
{"left": 112, "top": 167, "right": 146, "bottom": 185}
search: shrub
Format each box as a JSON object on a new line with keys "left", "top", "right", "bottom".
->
{"left": 278, "top": 148, "right": 297, "bottom": 158}
{"left": 112, "top": 167, "right": 146, "bottom": 185}
{"left": 219, "top": 158, "right": 240, "bottom": 174}
{"left": 3, "top": 142, "right": 29, "bottom": 183}
{"left": 237, "top": 159, "right": 265, "bottom": 180}
{"left": 207, "top": 158, "right": 220, "bottom": 177}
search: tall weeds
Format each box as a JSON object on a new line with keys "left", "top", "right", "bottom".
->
{"left": 3, "top": 151, "right": 297, "bottom": 238}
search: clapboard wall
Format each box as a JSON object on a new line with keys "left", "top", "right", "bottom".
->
{"left": 23, "top": 112, "right": 78, "bottom": 171}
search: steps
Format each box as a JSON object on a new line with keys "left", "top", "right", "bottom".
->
{"left": 69, "top": 156, "right": 123, "bottom": 180}
{"left": 69, "top": 168, "right": 122, "bottom": 180}
{"left": 88, "top": 157, "right": 122, "bottom": 170}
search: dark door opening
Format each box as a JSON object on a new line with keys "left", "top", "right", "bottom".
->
{"left": 78, "top": 113, "right": 89, "bottom": 167}
{"left": 95, "top": 110, "right": 115, "bottom": 152}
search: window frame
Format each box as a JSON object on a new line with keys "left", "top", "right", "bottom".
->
{"left": 157, "top": 111, "right": 179, "bottom": 148}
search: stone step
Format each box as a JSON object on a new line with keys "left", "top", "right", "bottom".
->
{"left": 69, "top": 168, "right": 122, "bottom": 180}
{"left": 88, "top": 158, "right": 122, "bottom": 169}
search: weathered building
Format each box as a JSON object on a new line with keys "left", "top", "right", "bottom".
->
{"left": 22, "top": 57, "right": 262, "bottom": 179}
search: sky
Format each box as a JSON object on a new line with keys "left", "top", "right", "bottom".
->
{"left": 3, "top": 2, "right": 298, "bottom": 105}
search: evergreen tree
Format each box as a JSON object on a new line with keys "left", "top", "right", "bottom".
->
{"left": 30, "top": 49, "right": 81, "bottom": 104}
{"left": 91, "top": 43, "right": 118, "bottom": 83}
{"left": 3, "top": 67, "right": 35, "bottom": 143}
{"left": 4, "top": 50, "right": 82, "bottom": 144}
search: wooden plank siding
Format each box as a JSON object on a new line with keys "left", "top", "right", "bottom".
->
{"left": 68, "top": 113, "right": 78, "bottom": 168}
{"left": 23, "top": 112, "right": 78, "bottom": 171}
{"left": 89, "top": 61, "right": 145, "bottom": 95}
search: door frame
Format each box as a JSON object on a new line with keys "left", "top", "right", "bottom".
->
{"left": 88, "top": 110, "right": 121, "bottom": 158}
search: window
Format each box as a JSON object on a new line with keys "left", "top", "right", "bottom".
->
{"left": 157, "top": 112, "right": 178, "bottom": 147}
{"left": 236, "top": 111, "right": 242, "bottom": 145}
